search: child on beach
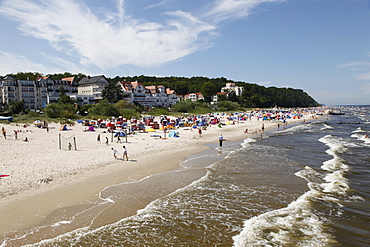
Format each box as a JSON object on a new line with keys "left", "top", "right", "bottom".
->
{"left": 111, "top": 148, "right": 118, "bottom": 159}
{"left": 122, "top": 146, "right": 128, "bottom": 161}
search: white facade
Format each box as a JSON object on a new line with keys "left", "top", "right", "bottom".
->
{"left": 0, "top": 76, "right": 47, "bottom": 109}
{"left": 118, "top": 81, "right": 179, "bottom": 108}
{"left": 184, "top": 93, "right": 204, "bottom": 101}
{"left": 78, "top": 75, "right": 109, "bottom": 99}
{"left": 37, "top": 76, "right": 78, "bottom": 105}
{"left": 221, "top": 82, "right": 244, "bottom": 96}
{"left": 69, "top": 94, "right": 96, "bottom": 105}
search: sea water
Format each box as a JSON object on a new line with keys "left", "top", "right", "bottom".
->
{"left": 4, "top": 106, "right": 370, "bottom": 246}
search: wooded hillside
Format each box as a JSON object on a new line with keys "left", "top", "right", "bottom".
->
{"left": 3, "top": 72, "right": 320, "bottom": 108}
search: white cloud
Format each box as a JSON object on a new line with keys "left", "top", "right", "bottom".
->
{"left": 0, "top": 0, "right": 285, "bottom": 71}
{"left": 0, "top": 50, "right": 88, "bottom": 75}
{"left": 0, "top": 50, "right": 53, "bottom": 75}
{"left": 145, "top": 0, "right": 173, "bottom": 9}
{"left": 337, "top": 61, "right": 370, "bottom": 69}
{"left": 39, "top": 52, "right": 92, "bottom": 75}
{"left": 258, "top": 81, "right": 271, "bottom": 86}
{"left": 355, "top": 72, "right": 370, "bottom": 80}
{"left": 204, "top": 0, "right": 286, "bottom": 23}
{"left": 337, "top": 61, "right": 370, "bottom": 81}
{"left": 0, "top": 0, "right": 216, "bottom": 70}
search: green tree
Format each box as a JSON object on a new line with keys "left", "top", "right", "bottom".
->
{"left": 45, "top": 103, "right": 76, "bottom": 118}
{"left": 200, "top": 82, "right": 218, "bottom": 103}
{"left": 102, "top": 82, "right": 126, "bottom": 103}
{"left": 89, "top": 101, "right": 120, "bottom": 117}
{"left": 217, "top": 101, "right": 240, "bottom": 111}
{"left": 227, "top": 91, "right": 239, "bottom": 102}
{"left": 114, "top": 99, "right": 139, "bottom": 111}
{"left": 8, "top": 101, "right": 25, "bottom": 114}
{"left": 217, "top": 93, "right": 228, "bottom": 102}
{"left": 171, "top": 100, "right": 197, "bottom": 113}
{"left": 8, "top": 72, "right": 43, "bottom": 80}
{"left": 58, "top": 86, "right": 76, "bottom": 104}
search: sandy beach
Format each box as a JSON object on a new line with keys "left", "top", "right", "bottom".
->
{"left": 0, "top": 110, "right": 320, "bottom": 244}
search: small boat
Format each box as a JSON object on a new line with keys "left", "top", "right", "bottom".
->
{"left": 328, "top": 110, "right": 345, "bottom": 115}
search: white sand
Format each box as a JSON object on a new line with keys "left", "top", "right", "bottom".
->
{"left": 0, "top": 111, "right": 320, "bottom": 236}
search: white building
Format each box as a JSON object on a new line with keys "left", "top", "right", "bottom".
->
{"left": 69, "top": 95, "right": 96, "bottom": 105}
{"left": 117, "top": 81, "right": 179, "bottom": 108}
{"left": 221, "top": 82, "right": 244, "bottom": 96}
{"left": 77, "top": 75, "right": 109, "bottom": 101}
{"left": 183, "top": 93, "right": 204, "bottom": 101}
{"left": 0, "top": 76, "right": 47, "bottom": 110}
{"left": 37, "top": 76, "right": 78, "bottom": 105}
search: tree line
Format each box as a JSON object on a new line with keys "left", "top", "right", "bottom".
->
{"left": 1, "top": 72, "right": 320, "bottom": 120}
{"left": 111, "top": 75, "right": 320, "bottom": 108}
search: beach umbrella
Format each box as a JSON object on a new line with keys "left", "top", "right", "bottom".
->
{"left": 114, "top": 132, "right": 126, "bottom": 137}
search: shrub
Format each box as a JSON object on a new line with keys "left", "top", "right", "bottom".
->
{"left": 119, "top": 109, "right": 141, "bottom": 119}
{"left": 172, "top": 101, "right": 197, "bottom": 113}
{"left": 217, "top": 101, "right": 240, "bottom": 111}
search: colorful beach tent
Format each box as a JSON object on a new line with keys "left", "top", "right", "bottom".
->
{"left": 168, "top": 130, "right": 179, "bottom": 137}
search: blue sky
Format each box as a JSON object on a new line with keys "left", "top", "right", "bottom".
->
{"left": 0, "top": 0, "right": 369, "bottom": 105}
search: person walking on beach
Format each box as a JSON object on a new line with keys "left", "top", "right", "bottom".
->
{"left": 198, "top": 128, "right": 202, "bottom": 137}
{"left": 219, "top": 134, "right": 224, "bottom": 147}
{"left": 105, "top": 137, "right": 109, "bottom": 145}
{"left": 111, "top": 148, "right": 118, "bottom": 159}
{"left": 2, "top": 127, "right": 6, "bottom": 140}
{"left": 97, "top": 134, "right": 101, "bottom": 143}
{"left": 261, "top": 123, "right": 265, "bottom": 132}
{"left": 122, "top": 146, "right": 128, "bottom": 161}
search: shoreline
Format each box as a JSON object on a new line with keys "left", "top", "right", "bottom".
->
{"left": 0, "top": 112, "right": 321, "bottom": 243}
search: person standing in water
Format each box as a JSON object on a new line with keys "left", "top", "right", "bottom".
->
{"left": 219, "top": 134, "right": 224, "bottom": 147}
